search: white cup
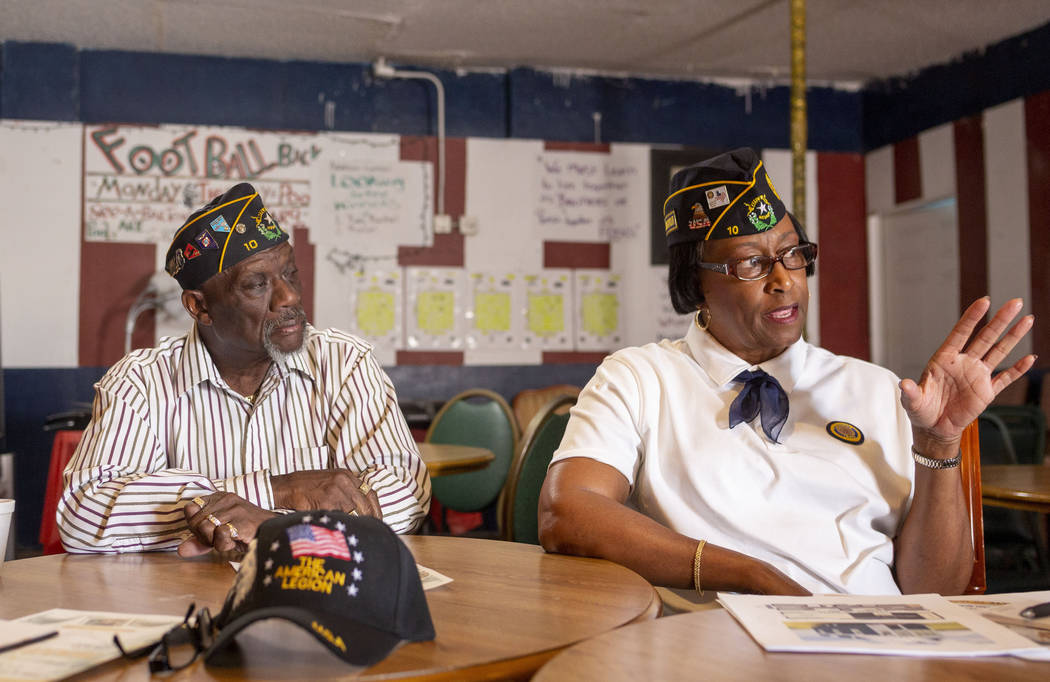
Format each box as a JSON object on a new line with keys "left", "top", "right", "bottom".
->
{"left": 0, "top": 499, "right": 14, "bottom": 566}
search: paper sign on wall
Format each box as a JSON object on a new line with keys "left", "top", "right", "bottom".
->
{"left": 534, "top": 149, "right": 644, "bottom": 243}
{"left": 405, "top": 268, "right": 465, "bottom": 350}
{"left": 465, "top": 272, "right": 523, "bottom": 350}
{"left": 83, "top": 124, "right": 317, "bottom": 244}
{"left": 522, "top": 269, "right": 573, "bottom": 350}
{"left": 574, "top": 271, "right": 623, "bottom": 351}
{"left": 347, "top": 267, "right": 403, "bottom": 364}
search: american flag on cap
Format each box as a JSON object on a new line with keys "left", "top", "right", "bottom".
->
{"left": 287, "top": 523, "right": 351, "bottom": 560}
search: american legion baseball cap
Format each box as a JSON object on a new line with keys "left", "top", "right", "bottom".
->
{"left": 204, "top": 511, "right": 435, "bottom": 667}
{"left": 165, "top": 182, "right": 289, "bottom": 290}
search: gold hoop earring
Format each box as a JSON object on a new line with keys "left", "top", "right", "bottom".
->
{"left": 694, "top": 307, "right": 711, "bottom": 331}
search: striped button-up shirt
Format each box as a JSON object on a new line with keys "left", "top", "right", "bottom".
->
{"left": 58, "top": 325, "right": 430, "bottom": 553}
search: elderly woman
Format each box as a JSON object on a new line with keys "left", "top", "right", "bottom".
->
{"left": 538, "top": 148, "right": 1034, "bottom": 596}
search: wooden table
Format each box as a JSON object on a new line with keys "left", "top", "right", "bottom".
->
{"left": 0, "top": 536, "right": 658, "bottom": 681}
{"left": 533, "top": 609, "right": 1049, "bottom": 681}
{"left": 982, "top": 464, "right": 1050, "bottom": 513}
{"left": 417, "top": 443, "right": 495, "bottom": 477}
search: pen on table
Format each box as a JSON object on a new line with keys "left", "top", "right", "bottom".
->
{"left": 0, "top": 629, "right": 59, "bottom": 654}
{"left": 1019, "top": 601, "right": 1050, "bottom": 619}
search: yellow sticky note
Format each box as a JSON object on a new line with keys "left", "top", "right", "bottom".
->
{"left": 582, "top": 292, "right": 619, "bottom": 337}
{"left": 475, "top": 292, "right": 511, "bottom": 332}
{"left": 357, "top": 290, "right": 395, "bottom": 335}
{"left": 528, "top": 293, "right": 564, "bottom": 337}
{"left": 418, "top": 290, "right": 455, "bottom": 334}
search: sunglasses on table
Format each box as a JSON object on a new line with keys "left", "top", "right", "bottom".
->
{"left": 698, "top": 242, "right": 818, "bottom": 281}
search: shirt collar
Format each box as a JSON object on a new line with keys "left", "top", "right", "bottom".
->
{"left": 684, "top": 318, "right": 807, "bottom": 393}
{"left": 174, "top": 324, "right": 225, "bottom": 397}
{"left": 173, "top": 324, "right": 315, "bottom": 398}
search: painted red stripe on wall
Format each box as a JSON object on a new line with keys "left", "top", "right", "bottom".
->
{"left": 293, "top": 227, "right": 315, "bottom": 323}
{"left": 396, "top": 351, "right": 464, "bottom": 365}
{"left": 399, "top": 136, "right": 467, "bottom": 267}
{"left": 817, "top": 152, "right": 870, "bottom": 361}
{"left": 79, "top": 242, "right": 156, "bottom": 366}
{"left": 893, "top": 136, "right": 922, "bottom": 205}
{"left": 1024, "top": 90, "right": 1050, "bottom": 363}
{"left": 543, "top": 241, "right": 610, "bottom": 269}
{"left": 542, "top": 351, "right": 608, "bottom": 364}
{"left": 543, "top": 141, "right": 611, "bottom": 153}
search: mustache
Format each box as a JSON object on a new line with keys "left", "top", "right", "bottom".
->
{"left": 263, "top": 306, "right": 307, "bottom": 335}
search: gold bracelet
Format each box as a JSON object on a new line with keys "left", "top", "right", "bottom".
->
{"left": 693, "top": 539, "right": 707, "bottom": 597}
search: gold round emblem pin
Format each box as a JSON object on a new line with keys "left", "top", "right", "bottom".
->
{"left": 826, "top": 421, "right": 864, "bottom": 445}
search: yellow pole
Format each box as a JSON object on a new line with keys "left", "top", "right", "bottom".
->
{"left": 790, "top": 0, "right": 807, "bottom": 225}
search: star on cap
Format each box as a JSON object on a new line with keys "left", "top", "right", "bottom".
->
{"left": 265, "top": 558, "right": 273, "bottom": 570}
{"left": 270, "top": 540, "right": 280, "bottom": 552}
{"left": 336, "top": 521, "right": 346, "bottom": 532}
{"left": 264, "top": 575, "right": 272, "bottom": 586}
{"left": 303, "top": 514, "right": 313, "bottom": 523}
{"left": 320, "top": 514, "right": 330, "bottom": 524}
{"left": 353, "top": 551, "right": 364, "bottom": 563}
{"left": 352, "top": 567, "right": 363, "bottom": 581}
{"left": 347, "top": 534, "right": 358, "bottom": 547}
{"left": 347, "top": 584, "right": 359, "bottom": 597}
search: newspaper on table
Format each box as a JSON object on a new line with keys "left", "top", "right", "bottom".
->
{"left": 0, "top": 609, "right": 184, "bottom": 681}
{"left": 718, "top": 593, "right": 1044, "bottom": 658}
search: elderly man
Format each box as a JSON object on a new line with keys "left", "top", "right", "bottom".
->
{"left": 58, "top": 183, "right": 430, "bottom": 555}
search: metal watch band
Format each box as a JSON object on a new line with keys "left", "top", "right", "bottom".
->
{"left": 911, "top": 445, "right": 961, "bottom": 470}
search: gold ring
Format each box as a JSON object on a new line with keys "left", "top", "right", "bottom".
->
{"left": 225, "top": 523, "right": 239, "bottom": 539}
{"left": 349, "top": 510, "right": 359, "bottom": 516}
{"left": 192, "top": 496, "right": 207, "bottom": 508}
{"left": 359, "top": 482, "right": 371, "bottom": 495}
{"left": 207, "top": 514, "right": 222, "bottom": 528}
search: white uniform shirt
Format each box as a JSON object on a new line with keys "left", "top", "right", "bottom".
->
{"left": 551, "top": 321, "right": 915, "bottom": 594}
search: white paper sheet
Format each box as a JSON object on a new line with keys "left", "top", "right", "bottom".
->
{"left": 718, "top": 593, "right": 1042, "bottom": 658}
{"left": 0, "top": 608, "right": 183, "bottom": 681}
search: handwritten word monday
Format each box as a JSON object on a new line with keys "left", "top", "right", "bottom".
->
{"left": 91, "top": 128, "right": 321, "bottom": 178}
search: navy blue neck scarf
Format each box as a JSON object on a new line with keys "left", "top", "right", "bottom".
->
{"left": 729, "top": 369, "right": 789, "bottom": 443}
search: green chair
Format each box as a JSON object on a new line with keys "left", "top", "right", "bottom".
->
{"left": 980, "top": 405, "right": 1046, "bottom": 464}
{"left": 499, "top": 394, "right": 576, "bottom": 544}
{"left": 425, "top": 389, "right": 519, "bottom": 515}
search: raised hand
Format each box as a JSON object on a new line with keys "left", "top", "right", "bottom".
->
{"left": 900, "top": 297, "right": 1035, "bottom": 445}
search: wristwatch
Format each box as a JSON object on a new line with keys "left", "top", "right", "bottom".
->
{"left": 911, "top": 445, "right": 961, "bottom": 469}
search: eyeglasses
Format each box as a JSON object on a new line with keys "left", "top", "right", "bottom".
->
{"left": 698, "top": 242, "right": 818, "bottom": 281}
{"left": 115, "top": 603, "right": 215, "bottom": 673}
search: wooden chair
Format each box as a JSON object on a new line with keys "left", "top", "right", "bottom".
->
{"left": 498, "top": 394, "right": 576, "bottom": 543}
{"left": 960, "top": 419, "right": 986, "bottom": 594}
{"left": 424, "top": 389, "right": 519, "bottom": 518}
{"left": 511, "top": 384, "right": 580, "bottom": 435}
{"left": 1041, "top": 376, "right": 1050, "bottom": 462}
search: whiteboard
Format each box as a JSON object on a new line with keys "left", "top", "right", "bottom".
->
{"left": 0, "top": 121, "right": 83, "bottom": 368}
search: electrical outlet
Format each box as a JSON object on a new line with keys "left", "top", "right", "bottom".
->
{"left": 459, "top": 215, "right": 479, "bottom": 235}
{"left": 434, "top": 214, "right": 452, "bottom": 234}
